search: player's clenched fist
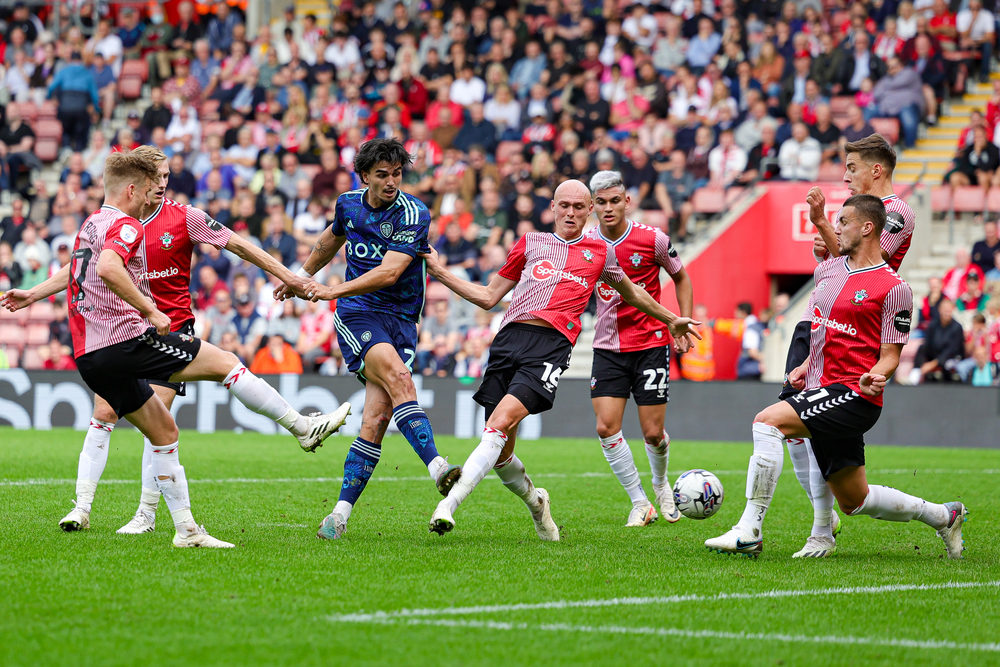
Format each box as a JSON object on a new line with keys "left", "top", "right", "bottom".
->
{"left": 806, "top": 187, "right": 827, "bottom": 224}
{"left": 859, "top": 372, "right": 887, "bottom": 397}
{"left": 418, "top": 246, "right": 443, "bottom": 277}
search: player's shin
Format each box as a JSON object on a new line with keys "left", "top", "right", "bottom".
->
{"left": 334, "top": 439, "right": 382, "bottom": 523}
{"left": 807, "top": 443, "right": 835, "bottom": 538}
{"left": 645, "top": 429, "right": 669, "bottom": 488}
{"left": 74, "top": 418, "right": 115, "bottom": 512}
{"left": 392, "top": 401, "right": 442, "bottom": 473}
{"left": 138, "top": 437, "right": 160, "bottom": 515}
{"left": 786, "top": 437, "right": 815, "bottom": 503}
{"left": 494, "top": 453, "right": 538, "bottom": 505}
{"left": 850, "top": 485, "right": 949, "bottom": 528}
{"left": 150, "top": 441, "right": 196, "bottom": 536}
{"left": 443, "top": 427, "right": 507, "bottom": 512}
{"left": 222, "top": 365, "right": 307, "bottom": 433}
{"left": 736, "top": 422, "right": 785, "bottom": 536}
{"left": 600, "top": 431, "right": 648, "bottom": 507}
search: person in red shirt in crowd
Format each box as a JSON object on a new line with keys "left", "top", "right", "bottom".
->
{"left": 918, "top": 276, "right": 944, "bottom": 329}
{"left": 928, "top": 0, "right": 958, "bottom": 52}
{"left": 369, "top": 83, "right": 412, "bottom": 130}
{"left": 424, "top": 87, "right": 464, "bottom": 131}
{"left": 396, "top": 66, "right": 428, "bottom": 119}
{"left": 956, "top": 110, "right": 993, "bottom": 149}
{"left": 942, "top": 247, "right": 985, "bottom": 300}
{"left": 43, "top": 339, "right": 77, "bottom": 370}
{"left": 986, "top": 80, "right": 1000, "bottom": 129}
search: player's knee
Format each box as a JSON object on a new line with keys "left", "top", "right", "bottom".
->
{"left": 385, "top": 368, "right": 416, "bottom": 399}
{"left": 643, "top": 430, "right": 663, "bottom": 446}
{"left": 93, "top": 403, "right": 118, "bottom": 424}
{"left": 219, "top": 350, "right": 241, "bottom": 372}
{"left": 595, "top": 418, "right": 620, "bottom": 439}
{"left": 753, "top": 409, "right": 778, "bottom": 427}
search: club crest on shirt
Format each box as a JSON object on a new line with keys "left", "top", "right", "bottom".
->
{"left": 590, "top": 376, "right": 597, "bottom": 389}
{"left": 178, "top": 333, "right": 194, "bottom": 343}
{"left": 851, "top": 289, "right": 869, "bottom": 305}
{"left": 582, "top": 249, "right": 594, "bottom": 263}
{"left": 159, "top": 231, "right": 174, "bottom": 249}
{"left": 361, "top": 331, "right": 372, "bottom": 342}
{"left": 380, "top": 222, "right": 394, "bottom": 238}
{"left": 629, "top": 252, "right": 642, "bottom": 267}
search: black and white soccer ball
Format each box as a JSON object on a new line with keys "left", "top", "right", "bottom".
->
{"left": 672, "top": 469, "right": 724, "bottom": 520}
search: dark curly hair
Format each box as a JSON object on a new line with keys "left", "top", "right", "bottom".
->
{"left": 353, "top": 138, "right": 413, "bottom": 182}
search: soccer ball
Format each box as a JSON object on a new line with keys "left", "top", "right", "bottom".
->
{"left": 672, "top": 469, "right": 724, "bottom": 520}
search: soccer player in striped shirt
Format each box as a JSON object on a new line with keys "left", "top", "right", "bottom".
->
{"left": 586, "top": 171, "right": 694, "bottom": 527}
{"left": 2, "top": 152, "right": 349, "bottom": 547}
{"left": 420, "top": 180, "right": 700, "bottom": 539}
{"left": 707, "top": 195, "right": 966, "bottom": 559}
{"left": 779, "top": 134, "right": 916, "bottom": 553}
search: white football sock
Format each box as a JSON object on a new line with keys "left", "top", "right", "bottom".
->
{"left": 646, "top": 429, "right": 669, "bottom": 488}
{"left": 736, "top": 422, "right": 785, "bottom": 537}
{"left": 138, "top": 437, "right": 160, "bottom": 516}
{"left": 494, "top": 453, "right": 539, "bottom": 506}
{"left": 600, "top": 431, "right": 648, "bottom": 507}
{"left": 427, "top": 455, "right": 446, "bottom": 481}
{"left": 150, "top": 441, "right": 195, "bottom": 535}
{"left": 851, "top": 484, "right": 949, "bottom": 529}
{"left": 223, "top": 365, "right": 307, "bottom": 436}
{"left": 75, "top": 418, "right": 115, "bottom": 511}
{"left": 786, "top": 437, "right": 814, "bottom": 503}
{"left": 442, "top": 427, "right": 506, "bottom": 514}
{"left": 808, "top": 443, "right": 834, "bottom": 539}
{"left": 333, "top": 500, "right": 353, "bottom": 521}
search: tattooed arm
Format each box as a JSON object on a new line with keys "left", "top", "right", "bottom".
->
{"left": 273, "top": 225, "right": 346, "bottom": 301}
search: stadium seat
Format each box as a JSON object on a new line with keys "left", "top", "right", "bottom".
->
{"left": 870, "top": 118, "right": 900, "bottom": 146}
{"left": 2, "top": 346, "right": 20, "bottom": 368}
{"left": 19, "top": 102, "right": 38, "bottom": 124}
{"left": 35, "top": 118, "right": 63, "bottom": 141}
{"left": 26, "top": 324, "right": 49, "bottom": 346}
{"left": 119, "top": 76, "right": 143, "bottom": 100}
{"left": 0, "top": 325, "right": 26, "bottom": 348}
{"left": 0, "top": 305, "right": 28, "bottom": 324}
{"left": 21, "top": 346, "right": 44, "bottom": 370}
{"left": 930, "top": 185, "right": 952, "bottom": 212}
{"left": 641, "top": 210, "right": 668, "bottom": 231}
{"left": 38, "top": 101, "right": 58, "bottom": 119}
{"left": 818, "top": 162, "right": 843, "bottom": 181}
{"left": 952, "top": 186, "right": 986, "bottom": 213}
{"left": 692, "top": 187, "right": 727, "bottom": 214}
{"left": 27, "top": 301, "right": 54, "bottom": 322}
{"left": 35, "top": 138, "right": 60, "bottom": 163}
{"left": 121, "top": 58, "right": 148, "bottom": 82}
{"left": 985, "top": 187, "right": 1000, "bottom": 214}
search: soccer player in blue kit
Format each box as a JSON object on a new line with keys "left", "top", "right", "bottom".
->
{"left": 276, "top": 138, "right": 461, "bottom": 539}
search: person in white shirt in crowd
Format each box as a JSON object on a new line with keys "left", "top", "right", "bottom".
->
{"left": 165, "top": 103, "right": 202, "bottom": 156}
{"left": 897, "top": 1, "right": 919, "bottom": 40}
{"left": 778, "top": 121, "right": 822, "bottom": 181}
{"left": 708, "top": 128, "right": 749, "bottom": 188}
{"left": 450, "top": 63, "right": 486, "bottom": 107}
{"left": 293, "top": 198, "right": 327, "bottom": 247}
{"left": 84, "top": 17, "right": 123, "bottom": 77}
{"left": 956, "top": 0, "right": 995, "bottom": 83}
{"left": 623, "top": 3, "right": 658, "bottom": 49}
{"left": 225, "top": 127, "right": 260, "bottom": 185}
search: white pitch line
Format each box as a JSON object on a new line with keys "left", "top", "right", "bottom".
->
{"left": 333, "top": 617, "right": 1000, "bottom": 653}
{"left": 3, "top": 468, "right": 998, "bottom": 487}
{"left": 328, "top": 580, "right": 1000, "bottom": 622}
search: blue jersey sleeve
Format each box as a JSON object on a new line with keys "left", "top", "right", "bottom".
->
{"left": 330, "top": 195, "right": 347, "bottom": 237}
{"left": 386, "top": 196, "right": 430, "bottom": 257}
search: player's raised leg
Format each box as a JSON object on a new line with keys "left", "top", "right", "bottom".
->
{"left": 637, "top": 404, "right": 680, "bottom": 523}
{"left": 361, "top": 342, "right": 460, "bottom": 493}
{"left": 318, "top": 383, "right": 393, "bottom": 540}
{"left": 169, "top": 340, "right": 350, "bottom": 451}
{"left": 58, "top": 396, "right": 119, "bottom": 531}
{"left": 592, "top": 396, "right": 657, "bottom": 527}
{"left": 827, "top": 466, "right": 968, "bottom": 559}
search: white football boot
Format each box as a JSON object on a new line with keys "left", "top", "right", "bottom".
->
{"left": 653, "top": 483, "right": 681, "bottom": 523}
{"left": 831, "top": 511, "right": 842, "bottom": 537}
{"left": 117, "top": 510, "right": 156, "bottom": 534}
{"left": 705, "top": 526, "right": 763, "bottom": 558}
{"left": 626, "top": 501, "right": 659, "bottom": 527}
{"left": 296, "top": 402, "right": 352, "bottom": 453}
{"left": 792, "top": 535, "right": 836, "bottom": 558}
{"left": 316, "top": 511, "right": 348, "bottom": 540}
{"left": 429, "top": 500, "right": 456, "bottom": 535}
{"left": 172, "top": 525, "right": 234, "bottom": 548}
{"left": 528, "top": 488, "right": 560, "bottom": 541}
{"left": 59, "top": 503, "right": 90, "bottom": 532}
{"left": 937, "top": 502, "right": 968, "bottom": 559}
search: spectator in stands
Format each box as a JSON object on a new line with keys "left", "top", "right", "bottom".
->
{"left": 167, "top": 153, "right": 196, "bottom": 201}
{"left": 653, "top": 13, "right": 688, "bottom": 77}
{"left": 734, "top": 302, "right": 765, "bottom": 380}
{"left": 453, "top": 104, "right": 498, "bottom": 156}
{"left": 48, "top": 216, "right": 78, "bottom": 254}
{"left": 418, "top": 301, "right": 461, "bottom": 371}
{"left": 655, "top": 150, "right": 696, "bottom": 241}
{"left": 0, "top": 102, "right": 39, "bottom": 196}
{"left": 285, "top": 179, "right": 314, "bottom": 221}
{"left": 779, "top": 53, "right": 813, "bottom": 109}
{"left": 741, "top": 123, "right": 780, "bottom": 183}
{"left": 47, "top": 51, "right": 99, "bottom": 152}
{"left": 141, "top": 87, "right": 172, "bottom": 137}
{"left": 957, "top": 273, "right": 989, "bottom": 313}
{"left": 472, "top": 189, "right": 509, "bottom": 248}
{"left": 909, "top": 34, "right": 946, "bottom": 125}
{"left": 972, "top": 220, "right": 1000, "bottom": 274}
{"left": 836, "top": 32, "right": 886, "bottom": 96}
{"left": 0, "top": 242, "right": 23, "bottom": 291}
{"left": 985, "top": 250, "right": 1000, "bottom": 286}
{"left": 810, "top": 104, "right": 842, "bottom": 163}
{"left": 945, "top": 126, "right": 1000, "bottom": 190}
{"left": 85, "top": 17, "right": 123, "bottom": 78}
{"left": 956, "top": 0, "right": 994, "bottom": 84}
{"left": 460, "top": 146, "right": 500, "bottom": 204}
{"left": 912, "top": 298, "right": 965, "bottom": 383}
{"left": 297, "top": 299, "right": 334, "bottom": 370}
{"left": 0, "top": 198, "right": 28, "bottom": 248}
{"left": 957, "top": 112, "right": 993, "bottom": 150}
{"left": 261, "top": 202, "right": 296, "bottom": 266}
{"left": 232, "top": 290, "right": 267, "bottom": 361}
{"left": 190, "top": 39, "right": 220, "bottom": 101}
{"left": 82, "top": 130, "right": 110, "bottom": 182}
{"left": 18, "top": 245, "right": 46, "bottom": 290}
{"left": 687, "top": 126, "right": 713, "bottom": 189}
{"left": 944, "top": 248, "right": 986, "bottom": 300}
{"left": 207, "top": 3, "right": 241, "bottom": 55}
{"left": 13, "top": 223, "right": 50, "bottom": 272}
{"left": 453, "top": 336, "right": 488, "bottom": 379}
{"left": 509, "top": 40, "right": 547, "bottom": 100}
{"left": 688, "top": 17, "right": 722, "bottom": 72}
{"left": 42, "top": 338, "right": 76, "bottom": 371}
{"left": 734, "top": 100, "right": 777, "bottom": 154}
{"left": 4, "top": 47, "right": 34, "bottom": 102}
{"left": 165, "top": 104, "right": 201, "bottom": 155}
{"left": 840, "top": 105, "right": 877, "bottom": 152}
{"left": 277, "top": 153, "right": 309, "bottom": 199}
{"left": 966, "top": 344, "right": 996, "bottom": 386}
{"left": 707, "top": 129, "right": 747, "bottom": 189}
{"left": 778, "top": 122, "right": 822, "bottom": 181}
{"left": 312, "top": 149, "right": 346, "bottom": 200}
{"left": 870, "top": 56, "right": 923, "bottom": 148}
{"left": 49, "top": 301, "right": 72, "bottom": 351}
{"left": 435, "top": 221, "right": 478, "bottom": 277}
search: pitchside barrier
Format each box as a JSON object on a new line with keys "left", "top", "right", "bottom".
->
{"left": 0, "top": 370, "right": 996, "bottom": 448}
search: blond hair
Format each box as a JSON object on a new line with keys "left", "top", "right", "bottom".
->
{"left": 103, "top": 150, "right": 161, "bottom": 196}
{"left": 130, "top": 144, "right": 168, "bottom": 165}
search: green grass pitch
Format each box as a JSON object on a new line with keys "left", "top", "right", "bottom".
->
{"left": 1, "top": 428, "right": 998, "bottom": 666}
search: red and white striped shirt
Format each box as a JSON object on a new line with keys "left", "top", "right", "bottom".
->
{"left": 589, "top": 220, "right": 684, "bottom": 352}
{"left": 815, "top": 194, "right": 915, "bottom": 271}
{"left": 142, "top": 198, "right": 233, "bottom": 329}
{"left": 497, "top": 232, "right": 626, "bottom": 345}
{"left": 804, "top": 256, "right": 913, "bottom": 406}
{"left": 69, "top": 206, "right": 152, "bottom": 357}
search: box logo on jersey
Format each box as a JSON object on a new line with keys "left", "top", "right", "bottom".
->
{"left": 159, "top": 231, "right": 174, "bottom": 249}
{"left": 120, "top": 224, "right": 138, "bottom": 244}
{"left": 811, "top": 306, "right": 858, "bottom": 336}
{"left": 531, "top": 260, "right": 590, "bottom": 289}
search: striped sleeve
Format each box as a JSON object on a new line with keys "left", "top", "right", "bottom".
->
{"left": 654, "top": 228, "right": 684, "bottom": 274}
{"left": 879, "top": 200, "right": 915, "bottom": 259}
{"left": 880, "top": 281, "right": 914, "bottom": 345}
{"left": 102, "top": 216, "right": 144, "bottom": 262}
{"left": 498, "top": 234, "right": 527, "bottom": 280}
{"left": 186, "top": 204, "right": 233, "bottom": 247}
{"left": 600, "top": 244, "right": 626, "bottom": 284}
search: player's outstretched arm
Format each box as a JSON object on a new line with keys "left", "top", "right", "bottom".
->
{"left": 0, "top": 263, "right": 71, "bottom": 311}
{"left": 609, "top": 273, "right": 702, "bottom": 342}
{"left": 859, "top": 343, "right": 903, "bottom": 397}
{"left": 807, "top": 187, "right": 840, "bottom": 260}
{"left": 226, "top": 233, "right": 307, "bottom": 296}
{"left": 420, "top": 246, "right": 517, "bottom": 310}
{"left": 274, "top": 226, "right": 346, "bottom": 301}
{"left": 302, "top": 250, "right": 413, "bottom": 302}
{"left": 96, "top": 250, "right": 170, "bottom": 334}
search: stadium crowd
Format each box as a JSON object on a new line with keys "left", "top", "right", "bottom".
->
{"left": 0, "top": 0, "right": 998, "bottom": 383}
